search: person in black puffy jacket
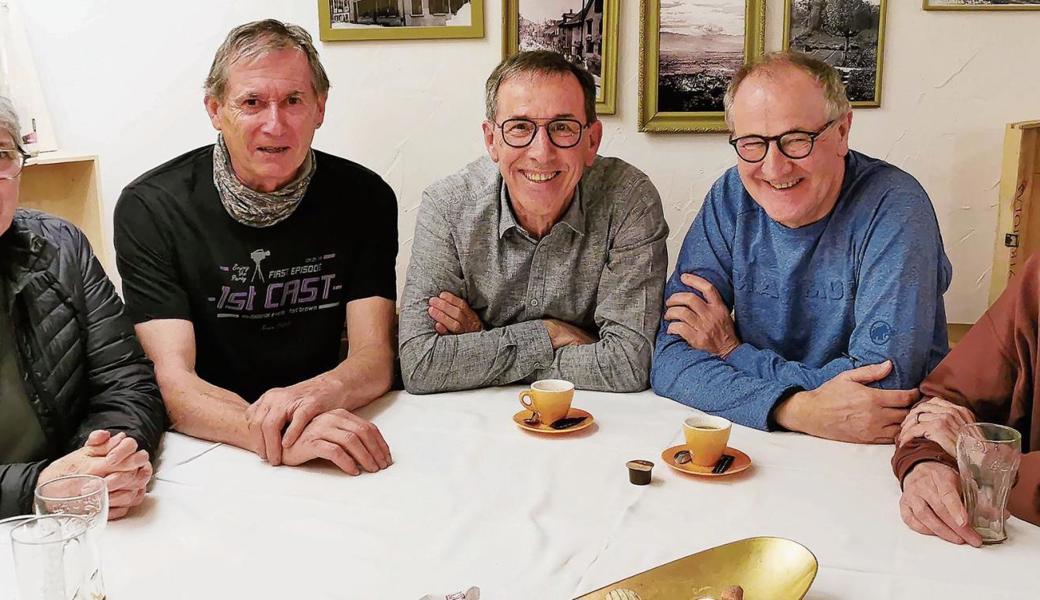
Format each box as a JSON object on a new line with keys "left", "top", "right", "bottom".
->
{"left": 0, "top": 95, "right": 166, "bottom": 518}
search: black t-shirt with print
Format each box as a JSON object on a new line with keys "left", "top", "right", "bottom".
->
{"left": 114, "top": 145, "right": 397, "bottom": 403}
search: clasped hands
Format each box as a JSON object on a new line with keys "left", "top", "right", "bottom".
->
{"left": 245, "top": 374, "right": 392, "bottom": 476}
{"left": 38, "top": 430, "right": 152, "bottom": 520}
{"left": 897, "top": 398, "right": 984, "bottom": 547}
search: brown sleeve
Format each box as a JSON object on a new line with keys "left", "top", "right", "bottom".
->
{"left": 1008, "top": 451, "right": 1040, "bottom": 526}
{"left": 893, "top": 253, "right": 1040, "bottom": 484}
{"left": 892, "top": 438, "right": 958, "bottom": 486}
{"left": 918, "top": 291, "right": 1021, "bottom": 419}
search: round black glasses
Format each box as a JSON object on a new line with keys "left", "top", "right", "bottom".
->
{"left": 495, "top": 118, "right": 587, "bottom": 149}
{"left": 729, "top": 119, "right": 837, "bottom": 163}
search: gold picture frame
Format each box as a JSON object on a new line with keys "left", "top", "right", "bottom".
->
{"left": 318, "top": 0, "right": 485, "bottom": 42}
{"left": 502, "top": 0, "right": 620, "bottom": 115}
{"left": 782, "top": 0, "right": 888, "bottom": 108}
{"left": 923, "top": 0, "right": 1040, "bottom": 9}
{"left": 639, "top": 0, "right": 766, "bottom": 133}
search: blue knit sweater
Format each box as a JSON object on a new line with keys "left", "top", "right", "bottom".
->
{"left": 651, "top": 151, "right": 952, "bottom": 430}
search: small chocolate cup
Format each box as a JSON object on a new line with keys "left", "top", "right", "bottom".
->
{"left": 626, "top": 459, "right": 654, "bottom": 485}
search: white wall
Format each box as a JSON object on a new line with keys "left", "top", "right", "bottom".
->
{"left": 15, "top": 0, "right": 1040, "bottom": 323}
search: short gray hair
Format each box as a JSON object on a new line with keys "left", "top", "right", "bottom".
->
{"left": 723, "top": 51, "right": 851, "bottom": 129}
{"left": 205, "top": 19, "right": 330, "bottom": 101}
{"left": 485, "top": 50, "right": 597, "bottom": 123}
{"left": 0, "top": 96, "right": 21, "bottom": 147}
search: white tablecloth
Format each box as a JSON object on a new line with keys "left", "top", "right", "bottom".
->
{"left": 11, "top": 387, "right": 1040, "bottom": 599}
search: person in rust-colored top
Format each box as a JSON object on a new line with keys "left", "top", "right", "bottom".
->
{"left": 892, "top": 253, "right": 1040, "bottom": 546}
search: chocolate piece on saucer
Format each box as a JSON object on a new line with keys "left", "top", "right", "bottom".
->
{"left": 626, "top": 460, "right": 654, "bottom": 485}
{"left": 550, "top": 416, "right": 586, "bottom": 429}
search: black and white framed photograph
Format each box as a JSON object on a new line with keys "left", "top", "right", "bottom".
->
{"left": 503, "top": 0, "right": 619, "bottom": 115}
{"left": 318, "top": 0, "right": 485, "bottom": 41}
{"left": 924, "top": 0, "right": 1040, "bottom": 9}
{"left": 783, "top": 0, "right": 888, "bottom": 107}
{"left": 639, "top": 0, "right": 766, "bottom": 133}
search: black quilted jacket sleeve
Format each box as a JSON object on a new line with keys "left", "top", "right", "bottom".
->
{"left": 63, "top": 221, "right": 167, "bottom": 456}
{"left": 0, "top": 214, "right": 167, "bottom": 517}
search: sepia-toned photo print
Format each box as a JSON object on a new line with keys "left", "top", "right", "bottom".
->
{"left": 924, "top": 0, "right": 1040, "bottom": 9}
{"left": 784, "top": 0, "right": 887, "bottom": 107}
{"left": 319, "top": 0, "right": 484, "bottom": 41}
{"left": 639, "top": 0, "right": 765, "bottom": 132}
{"left": 504, "top": 0, "right": 619, "bottom": 114}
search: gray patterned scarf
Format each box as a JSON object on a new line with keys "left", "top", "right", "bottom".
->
{"left": 212, "top": 134, "right": 316, "bottom": 228}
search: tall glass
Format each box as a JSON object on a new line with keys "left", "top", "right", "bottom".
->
{"left": 956, "top": 422, "right": 1022, "bottom": 544}
{"left": 34, "top": 475, "right": 108, "bottom": 533}
{"left": 10, "top": 514, "right": 105, "bottom": 600}
{"left": 1, "top": 515, "right": 36, "bottom": 598}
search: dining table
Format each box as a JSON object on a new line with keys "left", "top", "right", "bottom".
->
{"left": 4, "top": 386, "right": 1039, "bottom": 599}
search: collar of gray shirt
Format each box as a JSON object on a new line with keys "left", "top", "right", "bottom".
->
{"left": 498, "top": 179, "right": 586, "bottom": 240}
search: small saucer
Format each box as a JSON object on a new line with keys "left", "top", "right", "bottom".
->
{"left": 661, "top": 444, "right": 752, "bottom": 477}
{"left": 513, "top": 408, "right": 594, "bottom": 434}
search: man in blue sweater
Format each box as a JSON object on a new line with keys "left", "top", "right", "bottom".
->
{"left": 651, "top": 52, "right": 951, "bottom": 443}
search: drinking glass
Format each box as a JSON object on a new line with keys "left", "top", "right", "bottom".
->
{"left": 1, "top": 515, "right": 36, "bottom": 598}
{"left": 956, "top": 422, "right": 1022, "bottom": 544}
{"left": 10, "top": 514, "right": 105, "bottom": 600}
{"left": 34, "top": 475, "right": 108, "bottom": 533}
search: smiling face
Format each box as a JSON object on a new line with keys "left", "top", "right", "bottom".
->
{"left": 482, "top": 72, "right": 601, "bottom": 235}
{"left": 729, "top": 65, "right": 852, "bottom": 228}
{"left": 0, "top": 131, "right": 20, "bottom": 237}
{"left": 205, "top": 48, "right": 326, "bottom": 193}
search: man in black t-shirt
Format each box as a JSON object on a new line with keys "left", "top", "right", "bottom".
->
{"left": 114, "top": 20, "right": 397, "bottom": 476}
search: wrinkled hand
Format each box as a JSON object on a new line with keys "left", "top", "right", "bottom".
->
{"left": 281, "top": 409, "right": 392, "bottom": 475}
{"left": 38, "top": 431, "right": 153, "bottom": 520}
{"left": 543, "top": 318, "right": 597, "bottom": 350}
{"left": 104, "top": 459, "right": 153, "bottom": 520}
{"left": 900, "top": 462, "right": 982, "bottom": 547}
{"left": 428, "top": 292, "right": 483, "bottom": 335}
{"left": 774, "top": 361, "right": 919, "bottom": 444}
{"left": 664, "top": 273, "right": 740, "bottom": 357}
{"left": 246, "top": 374, "right": 347, "bottom": 466}
{"left": 897, "top": 397, "right": 976, "bottom": 456}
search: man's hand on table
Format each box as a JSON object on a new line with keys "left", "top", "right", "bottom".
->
{"left": 900, "top": 461, "right": 982, "bottom": 547}
{"left": 897, "top": 397, "right": 976, "bottom": 456}
{"left": 246, "top": 373, "right": 352, "bottom": 465}
{"left": 281, "top": 409, "right": 392, "bottom": 475}
{"left": 428, "top": 292, "right": 484, "bottom": 335}
{"left": 773, "top": 361, "right": 919, "bottom": 443}
{"left": 543, "top": 318, "right": 597, "bottom": 349}
{"left": 37, "top": 430, "right": 153, "bottom": 520}
{"left": 664, "top": 273, "right": 740, "bottom": 357}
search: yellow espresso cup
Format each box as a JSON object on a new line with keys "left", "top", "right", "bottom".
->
{"left": 518, "top": 379, "right": 574, "bottom": 424}
{"left": 682, "top": 415, "right": 732, "bottom": 467}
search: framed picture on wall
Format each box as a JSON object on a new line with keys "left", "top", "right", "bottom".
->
{"left": 639, "top": 0, "right": 766, "bottom": 133}
{"left": 318, "top": 0, "right": 484, "bottom": 41}
{"left": 923, "top": 0, "right": 1040, "bottom": 9}
{"left": 783, "top": 0, "right": 888, "bottom": 108}
{"left": 502, "top": 0, "right": 619, "bottom": 115}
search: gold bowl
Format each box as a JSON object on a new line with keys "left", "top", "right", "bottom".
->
{"left": 574, "top": 537, "right": 817, "bottom": 600}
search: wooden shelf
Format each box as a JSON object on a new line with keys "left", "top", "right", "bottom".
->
{"left": 18, "top": 153, "right": 108, "bottom": 270}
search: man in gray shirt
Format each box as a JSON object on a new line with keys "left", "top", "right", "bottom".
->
{"left": 399, "top": 51, "right": 668, "bottom": 393}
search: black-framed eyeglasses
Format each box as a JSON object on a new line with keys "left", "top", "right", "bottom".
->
{"left": 0, "top": 146, "right": 31, "bottom": 181}
{"left": 728, "top": 119, "right": 837, "bottom": 163}
{"left": 495, "top": 118, "right": 588, "bottom": 149}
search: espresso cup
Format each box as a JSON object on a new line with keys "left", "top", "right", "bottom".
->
{"left": 682, "top": 415, "right": 732, "bottom": 467}
{"left": 518, "top": 379, "right": 574, "bottom": 424}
